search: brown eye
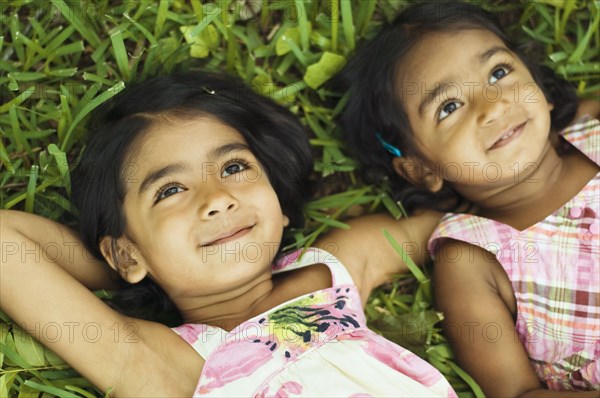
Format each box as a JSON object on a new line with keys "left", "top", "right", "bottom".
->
{"left": 489, "top": 64, "right": 512, "bottom": 84}
{"left": 222, "top": 160, "right": 248, "bottom": 177}
{"left": 156, "top": 185, "right": 184, "bottom": 202}
{"left": 438, "top": 100, "right": 463, "bottom": 121}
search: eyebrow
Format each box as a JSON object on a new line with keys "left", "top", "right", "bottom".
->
{"left": 418, "top": 82, "right": 454, "bottom": 117}
{"left": 138, "top": 162, "right": 188, "bottom": 196}
{"left": 207, "top": 142, "right": 250, "bottom": 160}
{"left": 478, "top": 46, "right": 511, "bottom": 64}
{"left": 137, "top": 142, "right": 251, "bottom": 196}
{"left": 417, "top": 46, "right": 512, "bottom": 116}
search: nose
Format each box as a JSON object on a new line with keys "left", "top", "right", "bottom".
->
{"left": 199, "top": 187, "right": 238, "bottom": 219}
{"left": 476, "top": 87, "right": 510, "bottom": 126}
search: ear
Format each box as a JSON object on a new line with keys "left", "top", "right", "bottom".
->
{"left": 282, "top": 215, "right": 290, "bottom": 227}
{"left": 99, "top": 236, "right": 148, "bottom": 284}
{"left": 392, "top": 156, "right": 443, "bottom": 193}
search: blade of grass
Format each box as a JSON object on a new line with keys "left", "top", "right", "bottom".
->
{"left": 60, "top": 81, "right": 125, "bottom": 152}
{"left": 23, "top": 380, "right": 80, "bottom": 398}
{"left": 568, "top": 8, "right": 600, "bottom": 63}
{"left": 110, "top": 29, "right": 130, "bottom": 80}
{"left": 123, "top": 13, "right": 158, "bottom": 47}
{"left": 382, "top": 229, "right": 427, "bottom": 283}
{"left": 8, "top": 105, "right": 33, "bottom": 156}
{"left": 330, "top": 0, "right": 339, "bottom": 52}
{"left": 24, "top": 165, "right": 38, "bottom": 213}
{"left": 447, "top": 361, "right": 486, "bottom": 398}
{"left": 295, "top": 0, "right": 309, "bottom": 51}
{"left": 340, "top": 0, "right": 355, "bottom": 51}
{"left": 50, "top": 0, "right": 101, "bottom": 48}
{"left": 0, "top": 139, "right": 15, "bottom": 174}
{"left": 154, "top": 0, "right": 169, "bottom": 38}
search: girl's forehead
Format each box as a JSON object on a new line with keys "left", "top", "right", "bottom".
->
{"left": 122, "top": 117, "right": 252, "bottom": 195}
{"left": 131, "top": 116, "right": 247, "bottom": 158}
{"left": 397, "top": 29, "right": 507, "bottom": 84}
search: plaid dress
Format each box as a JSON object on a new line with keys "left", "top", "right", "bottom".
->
{"left": 429, "top": 117, "right": 600, "bottom": 390}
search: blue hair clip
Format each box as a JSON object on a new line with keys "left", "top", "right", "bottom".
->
{"left": 376, "top": 133, "right": 402, "bottom": 157}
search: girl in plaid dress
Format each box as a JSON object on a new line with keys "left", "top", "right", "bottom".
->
{"left": 342, "top": 1, "right": 599, "bottom": 396}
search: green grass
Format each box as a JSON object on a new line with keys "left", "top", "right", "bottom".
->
{"left": 1, "top": 0, "right": 598, "bottom": 396}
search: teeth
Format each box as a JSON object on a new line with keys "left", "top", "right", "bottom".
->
{"left": 500, "top": 129, "right": 515, "bottom": 141}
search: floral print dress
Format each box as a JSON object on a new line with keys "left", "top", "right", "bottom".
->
{"left": 173, "top": 248, "right": 456, "bottom": 397}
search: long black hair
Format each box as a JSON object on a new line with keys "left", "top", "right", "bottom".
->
{"left": 71, "top": 71, "right": 314, "bottom": 325}
{"left": 340, "top": 1, "right": 578, "bottom": 214}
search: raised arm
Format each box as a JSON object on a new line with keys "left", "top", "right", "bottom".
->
{"left": 1, "top": 210, "right": 118, "bottom": 290}
{"left": 315, "top": 210, "right": 442, "bottom": 297}
{"left": 434, "top": 240, "right": 599, "bottom": 398}
{"left": 0, "top": 212, "right": 202, "bottom": 396}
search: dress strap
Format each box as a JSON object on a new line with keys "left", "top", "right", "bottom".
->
{"left": 171, "top": 324, "right": 228, "bottom": 360}
{"left": 273, "top": 247, "right": 356, "bottom": 286}
{"left": 428, "top": 213, "right": 515, "bottom": 261}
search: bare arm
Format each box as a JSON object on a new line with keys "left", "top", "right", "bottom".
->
{"left": 315, "top": 210, "right": 442, "bottom": 297}
{"left": 1, "top": 210, "right": 118, "bottom": 290}
{"left": 434, "top": 240, "right": 596, "bottom": 397}
{"left": 575, "top": 99, "right": 600, "bottom": 120}
{"left": 0, "top": 213, "right": 202, "bottom": 396}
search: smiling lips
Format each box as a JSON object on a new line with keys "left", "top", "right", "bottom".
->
{"left": 201, "top": 225, "right": 254, "bottom": 247}
{"left": 488, "top": 121, "right": 527, "bottom": 150}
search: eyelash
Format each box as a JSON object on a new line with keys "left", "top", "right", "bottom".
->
{"left": 154, "top": 181, "right": 185, "bottom": 203}
{"left": 490, "top": 62, "right": 514, "bottom": 84}
{"left": 222, "top": 158, "right": 250, "bottom": 177}
{"left": 435, "top": 61, "right": 515, "bottom": 123}
{"left": 153, "top": 158, "right": 251, "bottom": 204}
{"left": 436, "top": 99, "right": 463, "bottom": 123}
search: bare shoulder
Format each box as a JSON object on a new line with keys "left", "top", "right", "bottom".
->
{"left": 575, "top": 99, "right": 600, "bottom": 120}
{"left": 315, "top": 210, "right": 442, "bottom": 298}
{"left": 433, "top": 240, "right": 539, "bottom": 396}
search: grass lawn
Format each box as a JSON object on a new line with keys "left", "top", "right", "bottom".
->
{"left": 1, "top": 0, "right": 598, "bottom": 396}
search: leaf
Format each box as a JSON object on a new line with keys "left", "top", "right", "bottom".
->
{"left": 275, "top": 26, "right": 301, "bottom": 56}
{"left": 24, "top": 380, "right": 80, "bottom": 398}
{"left": 0, "top": 322, "right": 9, "bottom": 367}
{"left": 13, "top": 326, "right": 47, "bottom": 367}
{"left": 180, "top": 24, "right": 220, "bottom": 59}
{"left": 369, "top": 310, "right": 442, "bottom": 357}
{"left": 47, "top": 144, "right": 71, "bottom": 195}
{"left": 1, "top": 334, "right": 28, "bottom": 368}
{"left": 65, "top": 385, "right": 97, "bottom": 398}
{"left": 45, "top": 348, "right": 67, "bottom": 366}
{"left": 18, "top": 384, "right": 42, "bottom": 398}
{"left": 0, "top": 373, "right": 18, "bottom": 398}
{"left": 303, "top": 52, "right": 346, "bottom": 89}
{"left": 534, "top": 0, "right": 566, "bottom": 7}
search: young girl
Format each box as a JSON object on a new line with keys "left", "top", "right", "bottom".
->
{"left": 341, "top": 1, "right": 599, "bottom": 396}
{"left": 0, "top": 71, "right": 456, "bottom": 397}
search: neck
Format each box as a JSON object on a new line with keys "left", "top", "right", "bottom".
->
{"left": 457, "top": 138, "right": 598, "bottom": 230}
{"left": 173, "top": 270, "right": 275, "bottom": 330}
{"left": 457, "top": 141, "right": 565, "bottom": 229}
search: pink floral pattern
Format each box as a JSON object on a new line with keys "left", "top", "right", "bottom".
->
{"left": 174, "top": 248, "right": 456, "bottom": 397}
